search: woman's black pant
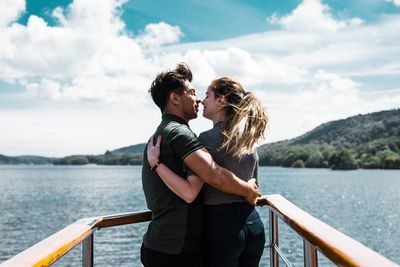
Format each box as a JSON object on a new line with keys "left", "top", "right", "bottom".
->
{"left": 203, "top": 202, "right": 265, "bottom": 267}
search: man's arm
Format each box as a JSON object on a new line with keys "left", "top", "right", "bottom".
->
{"left": 148, "top": 135, "right": 203, "bottom": 203}
{"left": 184, "top": 148, "right": 260, "bottom": 204}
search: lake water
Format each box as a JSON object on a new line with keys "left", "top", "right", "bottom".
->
{"left": 0, "top": 166, "right": 399, "bottom": 266}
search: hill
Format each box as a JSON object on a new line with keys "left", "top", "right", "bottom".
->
{"left": 52, "top": 144, "right": 146, "bottom": 165}
{"left": 0, "top": 154, "right": 54, "bottom": 165}
{"left": 257, "top": 109, "right": 400, "bottom": 169}
{"left": 289, "top": 109, "right": 399, "bottom": 147}
{"left": 111, "top": 143, "right": 146, "bottom": 154}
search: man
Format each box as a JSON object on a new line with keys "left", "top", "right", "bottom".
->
{"left": 141, "top": 63, "right": 260, "bottom": 267}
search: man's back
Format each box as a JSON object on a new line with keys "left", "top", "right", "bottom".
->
{"left": 141, "top": 114, "right": 203, "bottom": 254}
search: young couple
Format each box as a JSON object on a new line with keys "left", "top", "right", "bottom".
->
{"left": 141, "top": 63, "right": 268, "bottom": 267}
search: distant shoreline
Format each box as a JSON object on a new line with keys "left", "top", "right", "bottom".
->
{"left": 1, "top": 162, "right": 399, "bottom": 171}
{"left": 2, "top": 109, "right": 399, "bottom": 170}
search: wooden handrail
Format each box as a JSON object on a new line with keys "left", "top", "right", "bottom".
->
{"left": 0, "top": 210, "right": 151, "bottom": 267}
{"left": 256, "top": 194, "right": 399, "bottom": 267}
{"left": 98, "top": 210, "right": 152, "bottom": 229}
{"left": 2, "top": 196, "right": 399, "bottom": 267}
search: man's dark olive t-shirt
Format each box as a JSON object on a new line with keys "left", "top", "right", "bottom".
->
{"left": 141, "top": 114, "right": 204, "bottom": 254}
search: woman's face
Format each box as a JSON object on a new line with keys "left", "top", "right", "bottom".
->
{"left": 202, "top": 85, "right": 223, "bottom": 120}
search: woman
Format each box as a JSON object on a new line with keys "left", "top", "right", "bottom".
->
{"left": 147, "top": 77, "right": 268, "bottom": 267}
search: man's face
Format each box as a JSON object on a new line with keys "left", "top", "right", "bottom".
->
{"left": 180, "top": 80, "right": 201, "bottom": 122}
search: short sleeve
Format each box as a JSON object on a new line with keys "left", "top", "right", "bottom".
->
{"left": 168, "top": 125, "right": 204, "bottom": 160}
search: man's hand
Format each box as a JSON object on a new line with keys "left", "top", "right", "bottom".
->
{"left": 244, "top": 178, "right": 261, "bottom": 206}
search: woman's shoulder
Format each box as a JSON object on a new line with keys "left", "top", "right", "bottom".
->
{"left": 199, "top": 128, "right": 212, "bottom": 139}
{"left": 199, "top": 126, "right": 222, "bottom": 149}
{"left": 199, "top": 126, "right": 221, "bottom": 140}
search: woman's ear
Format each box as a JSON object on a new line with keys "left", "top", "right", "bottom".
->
{"left": 217, "top": 95, "right": 226, "bottom": 106}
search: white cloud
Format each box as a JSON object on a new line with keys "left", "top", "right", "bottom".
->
{"left": 21, "top": 78, "right": 62, "bottom": 99}
{"left": 349, "top": 18, "right": 364, "bottom": 27}
{"left": 184, "top": 47, "right": 307, "bottom": 87}
{"left": 167, "top": 13, "right": 399, "bottom": 141}
{"left": 52, "top": 0, "right": 127, "bottom": 35}
{"left": 0, "top": 0, "right": 168, "bottom": 104}
{"left": 0, "top": 106, "right": 161, "bottom": 157}
{"left": 0, "top": 0, "right": 25, "bottom": 27}
{"left": 257, "top": 71, "right": 400, "bottom": 142}
{"left": 0, "top": 0, "right": 385, "bottom": 106}
{"left": 137, "top": 22, "right": 183, "bottom": 49}
{"left": 0, "top": 0, "right": 399, "bottom": 156}
{"left": 267, "top": 0, "right": 363, "bottom": 32}
{"left": 391, "top": 0, "right": 400, "bottom": 7}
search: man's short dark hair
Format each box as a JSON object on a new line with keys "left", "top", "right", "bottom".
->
{"left": 149, "top": 63, "right": 193, "bottom": 112}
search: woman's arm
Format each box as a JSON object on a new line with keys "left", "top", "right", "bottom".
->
{"left": 147, "top": 136, "right": 204, "bottom": 203}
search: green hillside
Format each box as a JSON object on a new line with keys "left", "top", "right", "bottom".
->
{"left": 112, "top": 143, "right": 146, "bottom": 154}
{"left": 257, "top": 109, "right": 400, "bottom": 169}
{"left": 51, "top": 144, "right": 146, "bottom": 165}
{"left": 0, "top": 154, "right": 54, "bottom": 165}
{"left": 290, "top": 109, "right": 399, "bottom": 147}
{"left": 53, "top": 150, "right": 143, "bottom": 166}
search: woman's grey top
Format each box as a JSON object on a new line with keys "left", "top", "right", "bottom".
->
{"left": 189, "top": 122, "right": 259, "bottom": 205}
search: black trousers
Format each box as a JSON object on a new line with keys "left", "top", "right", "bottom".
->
{"left": 140, "top": 243, "right": 203, "bottom": 267}
{"left": 203, "top": 203, "right": 265, "bottom": 267}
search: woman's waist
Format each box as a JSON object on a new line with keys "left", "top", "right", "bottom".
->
{"left": 204, "top": 201, "right": 255, "bottom": 216}
{"left": 202, "top": 184, "right": 246, "bottom": 205}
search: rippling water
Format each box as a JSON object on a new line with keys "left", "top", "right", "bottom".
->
{"left": 0, "top": 166, "right": 399, "bottom": 266}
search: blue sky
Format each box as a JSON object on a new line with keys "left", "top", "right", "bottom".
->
{"left": 1, "top": 0, "right": 400, "bottom": 156}
{"left": 19, "top": 0, "right": 400, "bottom": 41}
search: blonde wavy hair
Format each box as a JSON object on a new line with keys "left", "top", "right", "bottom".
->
{"left": 211, "top": 77, "right": 268, "bottom": 158}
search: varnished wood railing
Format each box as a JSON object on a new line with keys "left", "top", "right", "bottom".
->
{"left": 257, "top": 194, "right": 399, "bottom": 267}
{"left": 1, "top": 195, "right": 398, "bottom": 267}
{"left": 0, "top": 211, "right": 151, "bottom": 267}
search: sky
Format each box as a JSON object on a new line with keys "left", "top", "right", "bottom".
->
{"left": 0, "top": 0, "right": 399, "bottom": 157}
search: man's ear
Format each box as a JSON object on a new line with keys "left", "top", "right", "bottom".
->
{"left": 169, "top": 91, "right": 180, "bottom": 105}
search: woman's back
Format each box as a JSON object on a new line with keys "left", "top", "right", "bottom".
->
{"left": 199, "top": 123, "right": 258, "bottom": 205}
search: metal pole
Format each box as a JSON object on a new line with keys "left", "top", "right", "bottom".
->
{"left": 304, "top": 239, "right": 318, "bottom": 267}
{"left": 82, "top": 234, "right": 94, "bottom": 267}
{"left": 269, "top": 210, "right": 279, "bottom": 267}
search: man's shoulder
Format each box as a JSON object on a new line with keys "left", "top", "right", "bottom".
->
{"left": 160, "top": 121, "right": 196, "bottom": 139}
{"left": 158, "top": 120, "right": 180, "bottom": 133}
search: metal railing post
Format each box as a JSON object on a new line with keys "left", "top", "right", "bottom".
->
{"left": 269, "top": 210, "right": 279, "bottom": 267}
{"left": 304, "top": 239, "right": 318, "bottom": 267}
{"left": 82, "top": 233, "right": 94, "bottom": 267}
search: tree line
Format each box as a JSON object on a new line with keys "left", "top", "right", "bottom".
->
{"left": 53, "top": 151, "right": 143, "bottom": 165}
{"left": 258, "top": 137, "right": 400, "bottom": 170}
